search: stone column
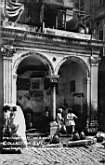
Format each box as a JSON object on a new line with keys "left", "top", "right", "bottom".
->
{"left": 52, "top": 85, "right": 56, "bottom": 121}
{"left": 3, "top": 56, "right": 12, "bottom": 104}
{"left": 87, "top": 57, "right": 99, "bottom": 134}
{"left": 91, "top": 62, "right": 98, "bottom": 112}
{"left": 2, "top": 46, "right": 15, "bottom": 104}
{"left": 12, "top": 73, "right": 17, "bottom": 105}
{"left": 86, "top": 76, "right": 91, "bottom": 132}
{"left": 49, "top": 75, "right": 59, "bottom": 137}
{"left": 91, "top": 61, "right": 98, "bottom": 131}
{"left": 87, "top": 76, "right": 91, "bottom": 117}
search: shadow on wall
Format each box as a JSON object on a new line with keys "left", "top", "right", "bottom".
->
{"left": 72, "top": 103, "right": 98, "bottom": 135}
{"left": 72, "top": 104, "right": 100, "bottom": 135}
{"left": 72, "top": 103, "right": 87, "bottom": 133}
{"left": 86, "top": 104, "right": 98, "bottom": 135}
{"left": 98, "top": 101, "right": 105, "bottom": 132}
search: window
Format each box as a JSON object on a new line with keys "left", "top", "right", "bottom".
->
{"left": 31, "top": 79, "right": 41, "bottom": 90}
{"left": 44, "top": 6, "right": 57, "bottom": 28}
{"left": 17, "top": 78, "right": 30, "bottom": 90}
{"left": 44, "top": 6, "right": 66, "bottom": 30}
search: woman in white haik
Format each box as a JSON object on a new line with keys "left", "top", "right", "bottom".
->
{"left": 65, "top": 107, "right": 77, "bottom": 135}
{"left": 13, "top": 105, "right": 27, "bottom": 147}
{"left": 3, "top": 104, "right": 27, "bottom": 148}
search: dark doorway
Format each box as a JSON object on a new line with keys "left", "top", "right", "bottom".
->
{"left": 16, "top": 55, "right": 51, "bottom": 135}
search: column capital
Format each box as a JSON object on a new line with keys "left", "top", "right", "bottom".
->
{"left": 13, "top": 73, "right": 17, "bottom": 79}
{"left": 89, "top": 56, "right": 100, "bottom": 66}
{"left": 0, "top": 45, "right": 16, "bottom": 57}
{"left": 49, "top": 74, "right": 59, "bottom": 86}
{"left": 87, "top": 76, "right": 91, "bottom": 82}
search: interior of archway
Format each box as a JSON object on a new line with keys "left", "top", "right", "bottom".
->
{"left": 16, "top": 55, "right": 51, "bottom": 135}
{"left": 57, "top": 60, "right": 87, "bottom": 132}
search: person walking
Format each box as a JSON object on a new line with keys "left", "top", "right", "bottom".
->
{"left": 65, "top": 107, "right": 77, "bottom": 135}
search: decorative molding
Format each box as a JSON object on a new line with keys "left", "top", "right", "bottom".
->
{"left": 0, "top": 45, "right": 16, "bottom": 57}
{"left": 2, "top": 27, "right": 104, "bottom": 50}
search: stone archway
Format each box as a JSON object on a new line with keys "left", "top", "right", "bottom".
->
{"left": 12, "top": 51, "right": 54, "bottom": 105}
{"left": 55, "top": 56, "right": 89, "bottom": 75}
{"left": 12, "top": 51, "right": 54, "bottom": 133}
{"left": 56, "top": 56, "right": 90, "bottom": 132}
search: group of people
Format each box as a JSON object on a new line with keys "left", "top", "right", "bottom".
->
{"left": 57, "top": 107, "right": 77, "bottom": 135}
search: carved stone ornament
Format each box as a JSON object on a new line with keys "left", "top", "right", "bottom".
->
{"left": 89, "top": 56, "right": 101, "bottom": 65}
{"left": 0, "top": 45, "right": 16, "bottom": 57}
{"left": 49, "top": 75, "right": 59, "bottom": 85}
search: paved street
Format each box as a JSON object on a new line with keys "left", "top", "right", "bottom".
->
{"left": 0, "top": 143, "right": 105, "bottom": 165}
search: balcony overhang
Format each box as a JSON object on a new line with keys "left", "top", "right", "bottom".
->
{"left": 2, "top": 26, "right": 104, "bottom": 51}
{"left": 43, "top": 28, "right": 91, "bottom": 40}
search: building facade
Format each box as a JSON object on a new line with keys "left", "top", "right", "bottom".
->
{"left": 82, "top": 0, "right": 105, "bottom": 132}
{"left": 0, "top": 0, "right": 103, "bottom": 137}
{"left": 0, "top": 0, "right": 3, "bottom": 140}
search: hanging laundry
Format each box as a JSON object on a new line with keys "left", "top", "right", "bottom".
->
{"left": 4, "top": 0, "right": 24, "bottom": 23}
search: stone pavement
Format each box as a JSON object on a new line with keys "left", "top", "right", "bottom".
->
{"left": 0, "top": 143, "right": 105, "bottom": 165}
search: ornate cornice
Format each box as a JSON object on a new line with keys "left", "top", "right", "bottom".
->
{"left": 0, "top": 45, "right": 16, "bottom": 57}
{"left": 2, "top": 27, "right": 104, "bottom": 50}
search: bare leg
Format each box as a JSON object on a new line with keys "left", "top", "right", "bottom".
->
{"left": 72, "top": 125, "right": 75, "bottom": 134}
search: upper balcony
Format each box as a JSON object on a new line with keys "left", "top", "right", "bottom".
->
{"left": 1, "top": 0, "right": 104, "bottom": 50}
{"left": 2, "top": 0, "right": 87, "bottom": 34}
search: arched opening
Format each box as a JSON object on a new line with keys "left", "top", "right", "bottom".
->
{"left": 16, "top": 55, "right": 52, "bottom": 135}
{"left": 57, "top": 59, "right": 88, "bottom": 132}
